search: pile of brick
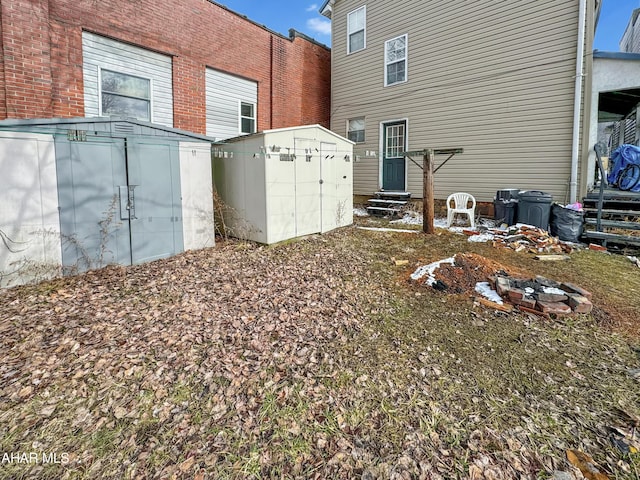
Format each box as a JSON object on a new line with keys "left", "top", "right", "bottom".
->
{"left": 465, "top": 225, "right": 576, "bottom": 254}
{"left": 490, "top": 273, "right": 593, "bottom": 315}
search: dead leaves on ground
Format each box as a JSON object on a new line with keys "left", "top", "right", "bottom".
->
{"left": 0, "top": 231, "right": 638, "bottom": 479}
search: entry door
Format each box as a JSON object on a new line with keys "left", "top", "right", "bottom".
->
{"left": 320, "top": 142, "right": 338, "bottom": 233}
{"left": 127, "top": 140, "right": 183, "bottom": 264}
{"left": 382, "top": 121, "right": 406, "bottom": 191}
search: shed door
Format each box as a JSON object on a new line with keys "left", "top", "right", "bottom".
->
{"left": 294, "top": 138, "right": 321, "bottom": 236}
{"left": 127, "top": 140, "right": 183, "bottom": 264}
{"left": 320, "top": 142, "right": 338, "bottom": 233}
{"left": 55, "top": 136, "right": 183, "bottom": 271}
{"left": 382, "top": 121, "right": 406, "bottom": 191}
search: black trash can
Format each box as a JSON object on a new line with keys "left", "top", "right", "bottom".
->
{"left": 517, "top": 191, "right": 553, "bottom": 230}
{"left": 494, "top": 199, "right": 518, "bottom": 225}
{"left": 549, "top": 204, "right": 584, "bottom": 242}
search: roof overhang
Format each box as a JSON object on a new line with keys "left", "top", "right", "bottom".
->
{"left": 320, "top": 0, "right": 333, "bottom": 18}
{"left": 594, "top": 51, "right": 640, "bottom": 121}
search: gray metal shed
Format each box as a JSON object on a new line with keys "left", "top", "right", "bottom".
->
{"left": 0, "top": 117, "right": 216, "bottom": 287}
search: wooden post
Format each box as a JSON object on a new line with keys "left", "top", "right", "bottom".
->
{"left": 423, "top": 148, "right": 435, "bottom": 234}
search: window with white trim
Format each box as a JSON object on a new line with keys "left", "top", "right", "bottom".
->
{"left": 385, "top": 34, "right": 407, "bottom": 87}
{"left": 347, "top": 6, "right": 366, "bottom": 54}
{"left": 240, "top": 102, "right": 256, "bottom": 134}
{"left": 347, "top": 117, "right": 365, "bottom": 143}
{"left": 100, "top": 69, "right": 151, "bottom": 121}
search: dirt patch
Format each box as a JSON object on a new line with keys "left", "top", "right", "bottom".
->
{"left": 428, "top": 253, "right": 523, "bottom": 294}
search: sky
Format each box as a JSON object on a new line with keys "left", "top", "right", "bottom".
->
{"left": 216, "top": 1, "right": 640, "bottom": 52}
{"left": 215, "top": 1, "right": 331, "bottom": 44}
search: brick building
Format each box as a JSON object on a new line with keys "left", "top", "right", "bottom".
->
{"left": 0, "top": 0, "right": 331, "bottom": 139}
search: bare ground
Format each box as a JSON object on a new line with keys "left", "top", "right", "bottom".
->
{"left": 1, "top": 222, "right": 639, "bottom": 479}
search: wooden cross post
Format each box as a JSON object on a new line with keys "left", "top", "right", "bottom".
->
{"left": 423, "top": 148, "right": 435, "bottom": 234}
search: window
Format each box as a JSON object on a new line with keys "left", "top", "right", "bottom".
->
{"left": 100, "top": 69, "right": 151, "bottom": 121}
{"left": 385, "top": 34, "right": 407, "bottom": 86}
{"left": 347, "top": 118, "right": 365, "bottom": 143}
{"left": 240, "top": 102, "right": 256, "bottom": 134}
{"left": 347, "top": 6, "right": 366, "bottom": 54}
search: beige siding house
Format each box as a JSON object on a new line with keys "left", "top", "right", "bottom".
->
{"left": 321, "top": 0, "right": 601, "bottom": 203}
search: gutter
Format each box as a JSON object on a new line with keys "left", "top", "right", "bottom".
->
{"left": 570, "top": 0, "right": 587, "bottom": 203}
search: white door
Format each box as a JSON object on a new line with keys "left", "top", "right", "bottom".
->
{"left": 320, "top": 142, "right": 338, "bottom": 233}
{"left": 294, "top": 138, "right": 322, "bottom": 236}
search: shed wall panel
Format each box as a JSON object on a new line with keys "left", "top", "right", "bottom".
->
{"left": 0, "top": 132, "right": 62, "bottom": 287}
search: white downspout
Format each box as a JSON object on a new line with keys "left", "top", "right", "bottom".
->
{"left": 570, "top": 0, "right": 588, "bottom": 203}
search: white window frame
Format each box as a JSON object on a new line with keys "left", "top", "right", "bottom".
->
{"left": 347, "top": 117, "right": 365, "bottom": 143}
{"left": 384, "top": 34, "right": 408, "bottom": 87}
{"left": 347, "top": 6, "right": 366, "bottom": 54}
{"left": 239, "top": 101, "right": 256, "bottom": 135}
{"left": 98, "top": 67, "right": 153, "bottom": 122}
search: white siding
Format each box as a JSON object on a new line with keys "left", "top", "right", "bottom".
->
{"left": 330, "top": 0, "right": 590, "bottom": 202}
{"left": 82, "top": 31, "right": 174, "bottom": 127}
{"left": 206, "top": 68, "right": 258, "bottom": 141}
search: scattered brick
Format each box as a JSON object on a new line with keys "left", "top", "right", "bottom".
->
{"left": 513, "top": 296, "right": 536, "bottom": 309}
{"left": 495, "top": 277, "right": 510, "bottom": 296}
{"left": 588, "top": 243, "right": 608, "bottom": 252}
{"left": 567, "top": 294, "right": 593, "bottom": 314}
{"left": 537, "top": 301, "right": 572, "bottom": 315}
{"left": 561, "top": 282, "right": 592, "bottom": 300}
{"left": 507, "top": 288, "right": 525, "bottom": 301}
{"left": 537, "top": 292, "right": 568, "bottom": 303}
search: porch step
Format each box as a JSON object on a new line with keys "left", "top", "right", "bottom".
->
{"left": 584, "top": 219, "right": 640, "bottom": 231}
{"left": 373, "top": 191, "right": 412, "bottom": 199}
{"left": 582, "top": 231, "right": 640, "bottom": 247}
{"left": 367, "top": 199, "right": 407, "bottom": 205}
{"left": 367, "top": 191, "right": 412, "bottom": 217}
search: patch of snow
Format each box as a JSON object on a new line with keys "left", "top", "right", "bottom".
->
{"left": 524, "top": 287, "right": 535, "bottom": 294}
{"left": 353, "top": 207, "right": 369, "bottom": 217}
{"left": 357, "top": 226, "right": 419, "bottom": 234}
{"left": 474, "top": 282, "right": 503, "bottom": 304}
{"left": 390, "top": 212, "right": 422, "bottom": 225}
{"left": 410, "top": 256, "right": 456, "bottom": 286}
{"left": 468, "top": 233, "right": 494, "bottom": 243}
{"left": 433, "top": 218, "right": 449, "bottom": 228}
{"left": 542, "top": 286, "right": 567, "bottom": 295}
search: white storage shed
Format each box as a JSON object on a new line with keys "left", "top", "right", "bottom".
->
{"left": 213, "top": 125, "right": 354, "bottom": 244}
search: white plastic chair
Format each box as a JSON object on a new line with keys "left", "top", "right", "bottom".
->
{"left": 446, "top": 193, "right": 476, "bottom": 228}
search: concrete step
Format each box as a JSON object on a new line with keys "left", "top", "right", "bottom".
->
{"left": 368, "top": 199, "right": 408, "bottom": 205}
{"left": 373, "top": 191, "right": 412, "bottom": 199}
{"left": 366, "top": 206, "right": 403, "bottom": 217}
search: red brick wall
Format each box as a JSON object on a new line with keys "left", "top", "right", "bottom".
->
{"left": 0, "top": 0, "right": 331, "bottom": 134}
{"left": 0, "top": 0, "right": 54, "bottom": 118}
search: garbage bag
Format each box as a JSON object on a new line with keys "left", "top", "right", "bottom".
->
{"left": 549, "top": 204, "right": 583, "bottom": 243}
{"left": 607, "top": 144, "right": 640, "bottom": 192}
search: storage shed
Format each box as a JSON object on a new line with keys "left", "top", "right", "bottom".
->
{"left": 213, "top": 125, "right": 353, "bottom": 244}
{"left": 0, "top": 117, "right": 215, "bottom": 287}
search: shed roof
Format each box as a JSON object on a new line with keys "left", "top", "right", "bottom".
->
{"left": 0, "top": 117, "right": 218, "bottom": 142}
{"left": 221, "top": 124, "right": 354, "bottom": 144}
